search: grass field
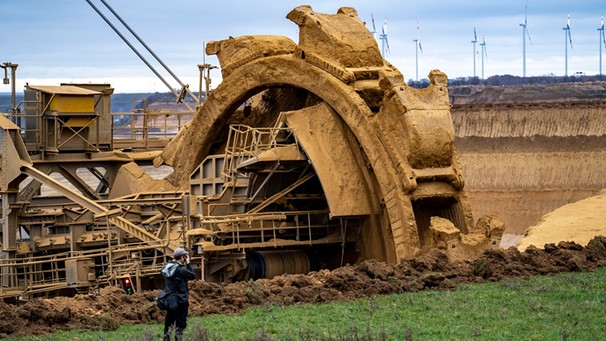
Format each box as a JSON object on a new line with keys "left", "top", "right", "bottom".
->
{"left": 7, "top": 267, "right": 606, "bottom": 341}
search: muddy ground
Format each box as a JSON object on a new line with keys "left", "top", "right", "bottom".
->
{"left": 1, "top": 236, "right": 605, "bottom": 338}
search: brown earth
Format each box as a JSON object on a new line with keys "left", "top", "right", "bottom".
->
{"left": 1, "top": 236, "right": 605, "bottom": 338}
{"left": 449, "top": 81, "right": 606, "bottom": 104}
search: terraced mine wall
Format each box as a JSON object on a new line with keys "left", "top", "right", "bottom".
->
{"left": 452, "top": 100, "right": 606, "bottom": 235}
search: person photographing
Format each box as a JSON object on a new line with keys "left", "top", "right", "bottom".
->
{"left": 161, "top": 247, "right": 196, "bottom": 341}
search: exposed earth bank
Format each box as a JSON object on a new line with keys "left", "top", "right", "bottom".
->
{"left": 1, "top": 236, "right": 605, "bottom": 338}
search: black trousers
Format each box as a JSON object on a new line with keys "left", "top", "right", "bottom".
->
{"left": 164, "top": 301, "right": 189, "bottom": 334}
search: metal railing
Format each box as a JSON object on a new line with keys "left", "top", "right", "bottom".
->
{"left": 193, "top": 209, "right": 338, "bottom": 252}
{"left": 222, "top": 124, "right": 295, "bottom": 182}
{"left": 0, "top": 242, "right": 168, "bottom": 299}
{"left": 112, "top": 110, "right": 193, "bottom": 149}
{"left": 4, "top": 105, "right": 194, "bottom": 152}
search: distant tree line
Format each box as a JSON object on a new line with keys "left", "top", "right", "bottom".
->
{"left": 407, "top": 74, "right": 606, "bottom": 88}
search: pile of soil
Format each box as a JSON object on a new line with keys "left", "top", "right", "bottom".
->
{"left": 1, "top": 236, "right": 605, "bottom": 338}
{"left": 517, "top": 190, "right": 606, "bottom": 250}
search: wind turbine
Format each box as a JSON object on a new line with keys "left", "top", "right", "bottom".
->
{"left": 563, "top": 14, "right": 573, "bottom": 76}
{"left": 414, "top": 21, "right": 423, "bottom": 81}
{"left": 471, "top": 27, "right": 478, "bottom": 78}
{"left": 519, "top": 2, "right": 532, "bottom": 77}
{"left": 379, "top": 19, "right": 390, "bottom": 57}
{"left": 480, "top": 35, "right": 487, "bottom": 79}
{"left": 599, "top": 16, "right": 605, "bottom": 75}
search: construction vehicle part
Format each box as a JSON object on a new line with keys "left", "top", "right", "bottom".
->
{"left": 158, "top": 6, "right": 483, "bottom": 282}
{"left": 85, "top": 0, "right": 198, "bottom": 111}
{"left": 246, "top": 250, "right": 314, "bottom": 280}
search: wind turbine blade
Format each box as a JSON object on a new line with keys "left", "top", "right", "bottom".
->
{"left": 568, "top": 15, "right": 573, "bottom": 48}
{"left": 474, "top": 27, "right": 477, "bottom": 41}
{"left": 417, "top": 21, "right": 422, "bottom": 53}
{"left": 569, "top": 31, "right": 573, "bottom": 48}
{"left": 522, "top": 1, "right": 532, "bottom": 45}
{"left": 602, "top": 16, "right": 605, "bottom": 47}
{"left": 371, "top": 14, "right": 376, "bottom": 33}
{"left": 526, "top": 27, "right": 533, "bottom": 45}
{"left": 383, "top": 19, "right": 389, "bottom": 55}
{"left": 483, "top": 36, "right": 488, "bottom": 58}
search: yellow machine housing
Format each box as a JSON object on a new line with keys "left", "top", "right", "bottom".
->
{"left": 23, "top": 84, "right": 113, "bottom": 153}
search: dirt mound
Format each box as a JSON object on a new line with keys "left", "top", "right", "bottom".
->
{"left": 1, "top": 236, "right": 605, "bottom": 338}
{"left": 517, "top": 190, "right": 606, "bottom": 250}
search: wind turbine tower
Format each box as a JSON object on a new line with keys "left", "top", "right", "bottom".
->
{"left": 519, "top": 3, "right": 532, "bottom": 77}
{"left": 414, "top": 21, "right": 423, "bottom": 81}
{"left": 563, "top": 14, "right": 573, "bottom": 76}
{"left": 599, "top": 16, "right": 605, "bottom": 75}
{"left": 480, "top": 35, "right": 487, "bottom": 79}
{"left": 471, "top": 27, "right": 478, "bottom": 77}
{"left": 379, "top": 19, "right": 390, "bottom": 57}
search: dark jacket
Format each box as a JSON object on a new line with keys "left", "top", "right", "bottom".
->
{"left": 161, "top": 259, "right": 196, "bottom": 303}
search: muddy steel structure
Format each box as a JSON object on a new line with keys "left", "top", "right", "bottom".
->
{"left": 0, "top": 6, "right": 501, "bottom": 299}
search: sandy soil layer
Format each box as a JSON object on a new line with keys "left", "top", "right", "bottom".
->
{"left": 467, "top": 189, "right": 601, "bottom": 235}
{"left": 517, "top": 190, "right": 606, "bottom": 250}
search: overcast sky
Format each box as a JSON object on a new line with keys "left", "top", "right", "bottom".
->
{"left": 1, "top": 0, "right": 605, "bottom": 93}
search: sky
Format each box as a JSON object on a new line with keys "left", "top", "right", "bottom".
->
{"left": 1, "top": 0, "right": 605, "bottom": 93}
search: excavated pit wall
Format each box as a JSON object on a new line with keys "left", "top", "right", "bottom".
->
{"left": 451, "top": 100, "right": 606, "bottom": 235}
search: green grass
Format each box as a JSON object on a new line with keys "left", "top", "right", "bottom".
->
{"left": 8, "top": 267, "right": 606, "bottom": 341}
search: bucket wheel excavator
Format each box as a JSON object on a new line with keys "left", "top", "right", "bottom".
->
{"left": 0, "top": 6, "right": 502, "bottom": 297}
{"left": 155, "top": 6, "right": 503, "bottom": 282}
